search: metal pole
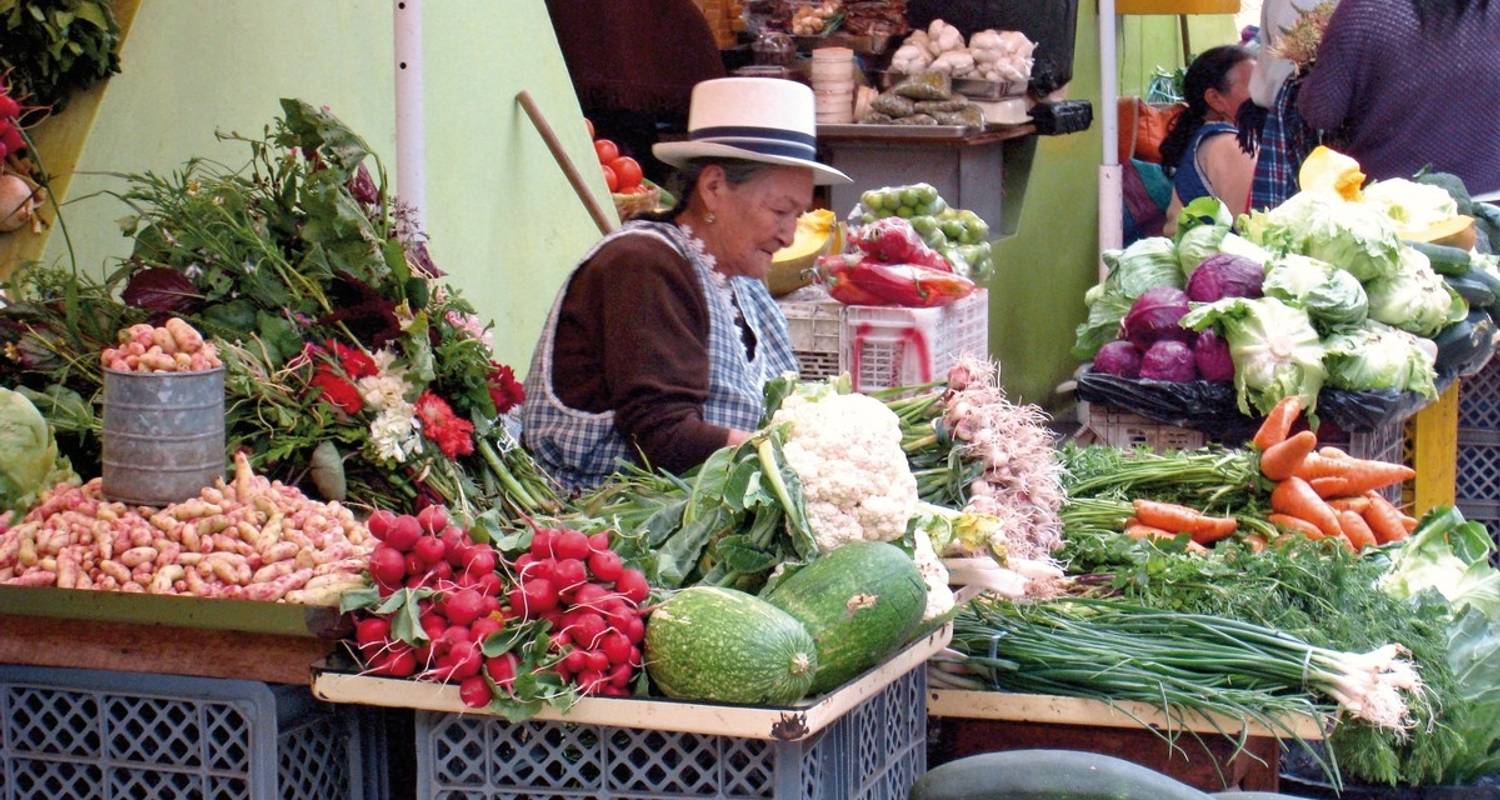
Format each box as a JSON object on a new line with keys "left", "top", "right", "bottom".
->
{"left": 394, "top": 0, "right": 426, "bottom": 228}
{"left": 1098, "top": 0, "right": 1124, "bottom": 275}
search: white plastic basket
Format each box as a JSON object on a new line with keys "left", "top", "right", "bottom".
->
{"left": 780, "top": 290, "right": 990, "bottom": 393}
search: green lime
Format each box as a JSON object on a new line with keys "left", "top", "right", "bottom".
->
{"left": 897, "top": 206, "right": 914, "bottom": 218}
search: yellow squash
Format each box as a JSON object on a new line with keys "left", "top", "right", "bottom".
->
{"left": 766, "top": 209, "right": 838, "bottom": 297}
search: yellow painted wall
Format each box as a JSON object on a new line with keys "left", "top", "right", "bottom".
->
{"left": 991, "top": 11, "right": 1238, "bottom": 406}
{"left": 41, "top": 0, "right": 607, "bottom": 371}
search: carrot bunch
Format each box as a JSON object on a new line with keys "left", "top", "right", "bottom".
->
{"left": 1252, "top": 397, "right": 1417, "bottom": 551}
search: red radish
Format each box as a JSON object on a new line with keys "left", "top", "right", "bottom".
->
{"left": 600, "top": 632, "right": 631, "bottom": 665}
{"left": 0, "top": 96, "right": 19, "bottom": 118}
{"left": 459, "top": 676, "right": 492, "bottom": 708}
{"left": 563, "top": 650, "right": 588, "bottom": 674}
{"left": 464, "top": 548, "right": 497, "bottom": 575}
{"left": 514, "top": 553, "right": 536, "bottom": 573}
{"left": 553, "top": 559, "right": 587, "bottom": 592}
{"left": 585, "top": 650, "right": 610, "bottom": 673}
{"left": 441, "top": 526, "right": 468, "bottom": 562}
{"left": 588, "top": 532, "right": 612, "bottom": 553}
{"left": 405, "top": 552, "right": 426, "bottom": 577}
{"left": 442, "top": 625, "right": 475, "bottom": 649}
{"left": 609, "top": 662, "right": 634, "bottom": 689}
{"left": 530, "top": 529, "right": 555, "bottom": 558}
{"left": 603, "top": 604, "right": 636, "bottom": 633}
{"left": 571, "top": 612, "right": 607, "bottom": 648}
{"left": 554, "top": 530, "right": 591, "bottom": 561}
{"left": 617, "top": 569, "right": 650, "bottom": 604}
{"left": 600, "top": 685, "right": 630, "bottom": 697}
{"left": 413, "top": 536, "right": 446, "bottom": 566}
{"left": 417, "top": 504, "right": 450, "bottom": 534}
{"left": 443, "top": 589, "right": 485, "bottom": 627}
{"left": 623, "top": 617, "right": 645, "bottom": 645}
{"left": 406, "top": 574, "right": 433, "bottom": 590}
{"left": 448, "top": 649, "right": 483, "bottom": 680}
{"left": 431, "top": 561, "right": 454, "bottom": 583}
{"left": 572, "top": 583, "right": 611, "bottom": 609}
{"left": 414, "top": 641, "right": 439, "bottom": 665}
{"left": 483, "top": 596, "right": 502, "bottom": 616}
{"left": 369, "top": 546, "right": 406, "bottom": 587}
{"left": 485, "top": 653, "right": 518, "bottom": 689}
{"left": 356, "top": 618, "right": 392, "bottom": 657}
{"left": 367, "top": 510, "right": 397, "bottom": 541}
{"left": 541, "top": 610, "right": 566, "bottom": 629}
{"left": 528, "top": 558, "right": 558, "bottom": 585}
{"left": 577, "top": 670, "right": 606, "bottom": 694}
{"left": 628, "top": 646, "right": 642, "bottom": 667}
{"left": 509, "top": 578, "right": 557, "bottom": 617}
{"left": 470, "top": 571, "right": 503, "bottom": 597}
{"left": 550, "top": 630, "right": 572, "bottom": 651}
{"left": 470, "top": 617, "right": 503, "bottom": 641}
{"left": 386, "top": 515, "right": 422, "bottom": 551}
{"left": 384, "top": 647, "right": 418, "bottom": 678}
{"left": 587, "top": 549, "right": 624, "bottom": 582}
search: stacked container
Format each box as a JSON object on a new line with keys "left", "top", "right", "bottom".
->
{"left": 811, "top": 47, "right": 855, "bottom": 125}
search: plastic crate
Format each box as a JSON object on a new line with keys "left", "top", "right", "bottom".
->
{"left": 781, "top": 290, "right": 990, "bottom": 393}
{"left": 1458, "top": 358, "right": 1500, "bottom": 538}
{"left": 415, "top": 665, "right": 927, "bottom": 800}
{"left": 0, "top": 665, "right": 373, "bottom": 800}
{"left": 1076, "top": 402, "right": 1207, "bottom": 452}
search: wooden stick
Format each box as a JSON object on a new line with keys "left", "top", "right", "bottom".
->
{"left": 516, "top": 90, "right": 615, "bottom": 235}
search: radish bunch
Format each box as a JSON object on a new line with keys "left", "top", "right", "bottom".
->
{"left": 512, "top": 527, "right": 649, "bottom": 699}
{"left": 102, "top": 319, "right": 222, "bottom": 373}
{"left": 0, "top": 87, "right": 23, "bottom": 160}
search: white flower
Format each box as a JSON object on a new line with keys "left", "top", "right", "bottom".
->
{"left": 369, "top": 403, "right": 423, "bottom": 464}
{"left": 358, "top": 350, "right": 412, "bottom": 412}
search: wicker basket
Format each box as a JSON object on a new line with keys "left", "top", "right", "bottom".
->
{"left": 612, "top": 184, "right": 661, "bottom": 221}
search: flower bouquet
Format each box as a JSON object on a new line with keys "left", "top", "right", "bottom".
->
{"left": 0, "top": 99, "right": 557, "bottom": 520}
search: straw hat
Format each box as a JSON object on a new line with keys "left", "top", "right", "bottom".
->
{"left": 654, "top": 78, "right": 851, "bottom": 185}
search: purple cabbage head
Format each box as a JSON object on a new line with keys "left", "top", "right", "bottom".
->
{"left": 1092, "top": 340, "right": 1143, "bottom": 378}
{"left": 1140, "top": 339, "right": 1198, "bottom": 382}
{"left": 1185, "top": 254, "right": 1265, "bottom": 303}
{"left": 1193, "top": 329, "right": 1235, "bottom": 381}
{"left": 1123, "top": 287, "right": 1192, "bottom": 351}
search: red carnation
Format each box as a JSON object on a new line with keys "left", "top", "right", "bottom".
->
{"left": 311, "top": 365, "right": 365, "bottom": 414}
{"left": 487, "top": 362, "right": 525, "bottom": 415}
{"left": 327, "top": 340, "right": 378, "bottom": 379}
{"left": 415, "top": 390, "right": 475, "bottom": 459}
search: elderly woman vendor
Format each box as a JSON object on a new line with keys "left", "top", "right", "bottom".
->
{"left": 522, "top": 78, "right": 850, "bottom": 489}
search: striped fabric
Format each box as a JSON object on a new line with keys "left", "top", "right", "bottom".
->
{"left": 522, "top": 221, "right": 795, "bottom": 491}
{"left": 1251, "top": 77, "right": 1315, "bottom": 211}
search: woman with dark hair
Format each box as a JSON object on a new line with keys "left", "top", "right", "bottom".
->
{"left": 522, "top": 78, "right": 850, "bottom": 490}
{"left": 1298, "top": 0, "right": 1500, "bottom": 194}
{"left": 1161, "top": 45, "right": 1259, "bottom": 233}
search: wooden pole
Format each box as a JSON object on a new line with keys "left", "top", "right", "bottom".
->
{"left": 516, "top": 91, "right": 616, "bottom": 236}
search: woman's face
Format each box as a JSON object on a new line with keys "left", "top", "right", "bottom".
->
{"left": 698, "top": 165, "right": 815, "bottom": 280}
{"left": 1208, "top": 59, "right": 1255, "bottom": 120}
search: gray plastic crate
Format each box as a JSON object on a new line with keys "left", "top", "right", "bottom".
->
{"left": 0, "top": 665, "right": 374, "bottom": 800}
{"left": 1459, "top": 358, "right": 1500, "bottom": 538}
{"left": 416, "top": 664, "right": 927, "bottom": 799}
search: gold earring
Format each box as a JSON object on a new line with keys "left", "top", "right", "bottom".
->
{"left": 705, "top": 212, "right": 717, "bottom": 224}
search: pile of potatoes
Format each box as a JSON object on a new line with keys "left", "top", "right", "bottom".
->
{"left": 102, "top": 318, "right": 222, "bottom": 373}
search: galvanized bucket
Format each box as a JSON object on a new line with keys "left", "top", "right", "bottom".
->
{"left": 102, "top": 367, "right": 226, "bottom": 507}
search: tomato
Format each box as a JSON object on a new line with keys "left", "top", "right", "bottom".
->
{"left": 584, "top": 117, "right": 595, "bottom": 140}
{"left": 594, "top": 139, "right": 619, "bottom": 164}
{"left": 601, "top": 164, "right": 619, "bottom": 193}
{"left": 608, "top": 157, "right": 643, "bottom": 191}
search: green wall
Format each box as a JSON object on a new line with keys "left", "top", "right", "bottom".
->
{"left": 990, "top": 11, "right": 1237, "bottom": 406}
{"left": 43, "top": 0, "right": 607, "bottom": 371}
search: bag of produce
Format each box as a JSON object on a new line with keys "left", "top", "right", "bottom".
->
{"left": 847, "top": 217, "right": 952, "bottom": 271}
{"left": 892, "top": 70, "right": 952, "bottom": 101}
{"left": 893, "top": 113, "right": 939, "bottom": 126}
{"left": 914, "top": 99, "right": 973, "bottom": 114}
{"left": 933, "top": 107, "right": 985, "bottom": 127}
{"left": 820, "top": 254, "right": 975, "bottom": 307}
{"left": 861, "top": 111, "right": 896, "bottom": 125}
{"left": 870, "top": 92, "right": 917, "bottom": 117}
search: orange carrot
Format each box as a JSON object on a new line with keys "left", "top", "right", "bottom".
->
{"left": 1328, "top": 496, "right": 1371, "bottom": 514}
{"left": 1260, "top": 431, "right": 1318, "bottom": 481}
{"left": 1125, "top": 523, "right": 1209, "bottom": 554}
{"left": 1268, "top": 513, "right": 1325, "bottom": 539}
{"left": 1339, "top": 510, "right": 1378, "bottom": 551}
{"left": 1309, "top": 477, "right": 1355, "bottom": 498}
{"left": 1292, "top": 453, "right": 1353, "bottom": 481}
{"left": 1401, "top": 514, "right": 1418, "bottom": 533}
{"left": 1319, "top": 446, "right": 1351, "bottom": 460}
{"left": 1271, "top": 478, "right": 1343, "bottom": 538}
{"left": 1253, "top": 396, "right": 1303, "bottom": 450}
{"left": 1294, "top": 455, "right": 1417, "bottom": 494}
{"left": 1363, "top": 492, "right": 1409, "bottom": 544}
{"left": 1132, "top": 500, "right": 1237, "bottom": 541}
{"left": 1245, "top": 534, "right": 1269, "bottom": 553}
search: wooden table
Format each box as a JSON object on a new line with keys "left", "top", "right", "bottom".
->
{"left": 927, "top": 689, "right": 1327, "bottom": 792}
{"left": 0, "top": 586, "right": 347, "bottom": 683}
{"left": 817, "top": 125, "right": 1038, "bottom": 238}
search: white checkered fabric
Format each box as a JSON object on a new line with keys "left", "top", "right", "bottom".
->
{"left": 522, "top": 221, "right": 798, "bottom": 490}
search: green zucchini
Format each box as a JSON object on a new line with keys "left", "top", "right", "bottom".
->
{"left": 644, "top": 586, "right": 817, "bottom": 705}
{"left": 912, "top": 750, "right": 1213, "bottom": 800}
{"left": 1435, "top": 310, "right": 1498, "bottom": 375}
{"left": 765, "top": 541, "right": 926, "bottom": 693}
{"left": 1469, "top": 262, "right": 1500, "bottom": 300}
{"left": 1409, "top": 241, "right": 1472, "bottom": 276}
{"left": 1447, "top": 274, "right": 1497, "bottom": 308}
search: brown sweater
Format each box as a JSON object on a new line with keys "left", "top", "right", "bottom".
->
{"left": 551, "top": 235, "right": 731, "bottom": 474}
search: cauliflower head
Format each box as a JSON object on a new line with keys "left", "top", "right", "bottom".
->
{"left": 772, "top": 386, "right": 918, "bottom": 553}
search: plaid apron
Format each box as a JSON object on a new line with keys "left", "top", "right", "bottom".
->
{"left": 521, "top": 221, "right": 797, "bottom": 491}
{"left": 1251, "top": 77, "right": 1318, "bottom": 210}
